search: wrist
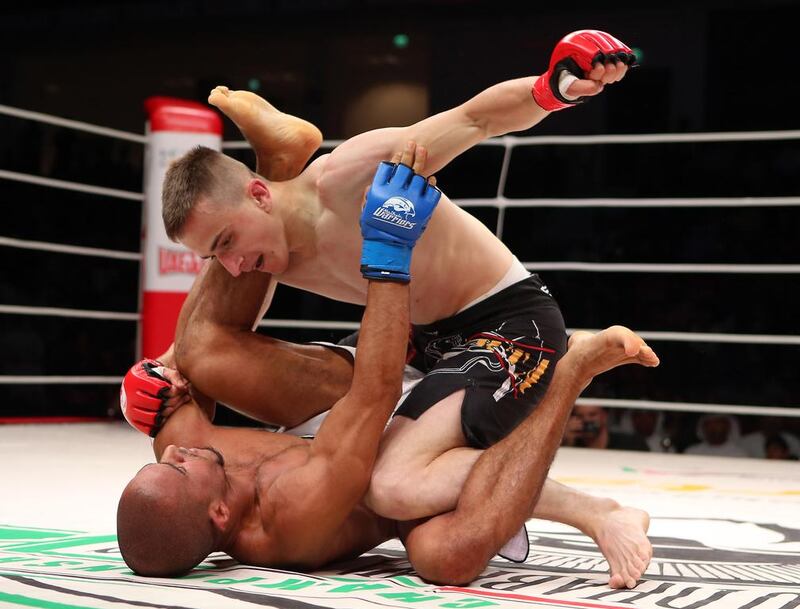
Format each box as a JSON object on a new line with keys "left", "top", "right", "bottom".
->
{"left": 532, "top": 72, "right": 578, "bottom": 112}
{"left": 156, "top": 345, "right": 176, "bottom": 368}
{"left": 360, "top": 239, "right": 412, "bottom": 282}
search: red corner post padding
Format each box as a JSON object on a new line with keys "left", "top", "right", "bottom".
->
{"left": 140, "top": 97, "right": 222, "bottom": 359}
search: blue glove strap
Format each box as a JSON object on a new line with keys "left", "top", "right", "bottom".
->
{"left": 360, "top": 239, "right": 411, "bottom": 283}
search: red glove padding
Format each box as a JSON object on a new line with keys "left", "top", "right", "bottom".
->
{"left": 120, "top": 358, "right": 170, "bottom": 437}
{"left": 532, "top": 30, "right": 636, "bottom": 112}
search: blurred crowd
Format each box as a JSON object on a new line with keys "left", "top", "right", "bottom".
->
{"left": 562, "top": 405, "right": 800, "bottom": 460}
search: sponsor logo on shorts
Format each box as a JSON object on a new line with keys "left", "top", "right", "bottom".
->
{"left": 373, "top": 196, "right": 417, "bottom": 230}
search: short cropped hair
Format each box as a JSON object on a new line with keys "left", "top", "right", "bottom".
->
{"left": 117, "top": 476, "right": 216, "bottom": 576}
{"left": 161, "top": 146, "right": 253, "bottom": 241}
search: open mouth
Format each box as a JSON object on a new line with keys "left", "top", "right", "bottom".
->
{"left": 255, "top": 254, "right": 264, "bottom": 270}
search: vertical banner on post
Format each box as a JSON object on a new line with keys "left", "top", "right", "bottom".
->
{"left": 141, "top": 97, "right": 223, "bottom": 359}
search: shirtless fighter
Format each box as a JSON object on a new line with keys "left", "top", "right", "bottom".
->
{"left": 122, "top": 28, "right": 650, "bottom": 586}
{"left": 119, "top": 159, "right": 660, "bottom": 584}
{"left": 137, "top": 28, "right": 637, "bottom": 507}
{"left": 124, "top": 153, "right": 654, "bottom": 589}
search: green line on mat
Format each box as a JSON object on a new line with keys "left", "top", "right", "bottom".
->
{"left": 0, "top": 527, "right": 74, "bottom": 541}
{"left": 5, "top": 536, "right": 117, "bottom": 553}
{"left": 0, "top": 591, "right": 98, "bottom": 609}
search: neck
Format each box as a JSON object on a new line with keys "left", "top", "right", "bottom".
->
{"left": 267, "top": 178, "right": 318, "bottom": 258}
{"left": 214, "top": 468, "right": 257, "bottom": 551}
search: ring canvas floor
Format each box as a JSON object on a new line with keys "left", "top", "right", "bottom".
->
{"left": 2, "top": 422, "right": 798, "bottom": 609}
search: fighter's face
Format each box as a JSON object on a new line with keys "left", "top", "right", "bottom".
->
{"left": 155, "top": 445, "right": 228, "bottom": 501}
{"left": 179, "top": 193, "right": 289, "bottom": 277}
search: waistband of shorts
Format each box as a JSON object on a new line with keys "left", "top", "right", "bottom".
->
{"left": 413, "top": 273, "right": 554, "bottom": 336}
{"left": 455, "top": 257, "right": 530, "bottom": 314}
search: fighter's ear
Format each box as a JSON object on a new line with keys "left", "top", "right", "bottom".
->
{"left": 249, "top": 178, "right": 272, "bottom": 212}
{"left": 209, "top": 500, "right": 230, "bottom": 532}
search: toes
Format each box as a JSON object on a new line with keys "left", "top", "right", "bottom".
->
{"left": 608, "top": 573, "right": 625, "bottom": 589}
{"left": 209, "top": 86, "right": 229, "bottom": 98}
{"left": 208, "top": 88, "right": 229, "bottom": 107}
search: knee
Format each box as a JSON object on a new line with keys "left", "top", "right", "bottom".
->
{"left": 407, "top": 529, "right": 490, "bottom": 585}
{"left": 365, "top": 465, "right": 419, "bottom": 521}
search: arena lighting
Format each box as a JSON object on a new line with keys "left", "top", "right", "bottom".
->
{"left": 392, "top": 33, "right": 409, "bottom": 49}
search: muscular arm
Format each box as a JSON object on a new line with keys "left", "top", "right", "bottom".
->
{"left": 172, "top": 258, "right": 353, "bottom": 427}
{"left": 320, "top": 77, "right": 545, "bottom": 204}
{"left": 153, "top": 401, "right": 305, "bottom": 462}
{"left": 269, "top": 281, "right": 409, "bottom": 558}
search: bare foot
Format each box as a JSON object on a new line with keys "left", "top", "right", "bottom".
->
{"left": 591, "top": 502, "right": 652, "bottom": 589}
{"left": 566, "top": 326, "right": 659, "bottom": 385}
{"left": 208, "top": 86, "right": 323, "bottom": 182}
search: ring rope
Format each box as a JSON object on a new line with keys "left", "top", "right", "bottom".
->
{"left": 3, "top": 103, "right": 793, "bottom": 150}
{"left": 4, "top": 108, "right": 796, "bottom": 416}
{"left": 493, "top": 145, "right": 514, "bottom": 238}
{"left": 223, "top": 128, "right": 800, "bottom": 151}
{"left": 0, "top": 104, "right": 146, "bottom": 144}
{"left": 571, "top": 328, "right": 800, "bottom": 346}
{"left": 2, "top": 308, "right": 797, "bottom": 346}
{"left": 0, "top": 376, "right": 123, "bottom": 384}
{"left": 525, "top": 262, "right": 800, "bottom": 274}
{"left": 0, "top": 304, "right": 139, "bottom": 321}
{"left": 222, "top": 139, "right": 344, "bottom": 150}
{"left": 0, "top": 169, "right": 143, "bottom": 201}
{"left": 575, "top": 397, "right": 800, "bottom": 418}
{"left": 0, "top": 236, "right": 141, "bottom": 261}
{"left": 0, "top": 374, "right": 795, "bottom": 419}
{"left": 456, "top": 196, "right": 800, "bottom": 208}
{"left": 257, "top": 319, "right": 360, "bottom": 331}
{"left": 510, "top": 130, "right": 800, "bottom": 145}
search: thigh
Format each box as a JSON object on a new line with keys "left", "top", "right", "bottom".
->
{"left": 376, "top": 389, "right": 467, "bottom": 470}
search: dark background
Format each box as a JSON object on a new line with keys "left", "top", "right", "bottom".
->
{"left": 0, "top": 1, "right": 798, "bottom": 441}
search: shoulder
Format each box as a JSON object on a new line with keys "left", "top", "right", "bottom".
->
{"left": 300, "top": 153, "right": 340, "bottom": 211}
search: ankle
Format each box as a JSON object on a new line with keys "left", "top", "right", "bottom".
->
{"left": 558, "top": 351, "right": 594, "bottom": 391}
{"left": 585, "top": 497, "right": 621, "bottom": 539}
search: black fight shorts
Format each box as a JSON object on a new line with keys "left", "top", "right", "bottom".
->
{"left": 396, "top": 274, "right": 567, "bottom": 449}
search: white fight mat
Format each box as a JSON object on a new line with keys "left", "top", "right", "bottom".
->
{"left": 1, "top": 422, "right": 798, "bottom": 608}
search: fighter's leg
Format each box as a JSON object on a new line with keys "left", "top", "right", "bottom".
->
{"left": 174, "top": 259, "right": 353, "bottom": 428}
{"left": 375, "top": 415, "right": 652, "bottom": 590}
{"left": 403, "top": 326, "right": 658, "bottom": 586}
{"left": 368, "top": 298, "right": 566, "bottom": 521}
{"left": 395, "top": 476, "right": 651, "bottom": 589}
{"left": 365, "top": 390, "right": 472, "bottom": 519}
{"left": 532, "top": 478, "right": 652, "bottom": 589}
{"left": 208, "top": 86, "right": 323, "bottom": 181}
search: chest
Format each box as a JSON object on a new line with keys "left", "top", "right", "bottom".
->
{"left": 278, "top": 208, "right": 369, "bottom": 303}
{"left": 254, "top": 447, "right": 309, "bottom": 497}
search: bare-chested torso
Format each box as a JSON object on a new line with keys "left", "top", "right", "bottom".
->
{"left": 192, "top": 87, "right": 522, "bottom": 325}
{"left": 272, "top": 153, "right": 515, "bottom": 325}
{"left": 231, "top": 445, "right": 396, "bottom": 568}
{"left": 157, "top": 405, "right": 395, "bottom": 569}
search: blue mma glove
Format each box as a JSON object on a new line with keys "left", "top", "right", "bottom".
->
{"left": 360, "top": 162, "right": 442, "bottom": 282}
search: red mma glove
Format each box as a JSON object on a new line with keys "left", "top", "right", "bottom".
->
{"left": 120, "top": 359, "right": 171, "bottom": 437}
{"left": 532, "top": 30, "right": 636, "bottom": 112}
